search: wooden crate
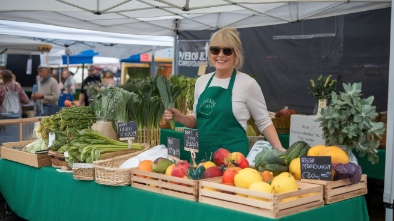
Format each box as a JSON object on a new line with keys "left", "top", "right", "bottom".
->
{"left": 301, "top": 174, "right": 367, "bottom": 204}
{"left": 1, "top": 140, "right": 51, "bottom": 168}
{"left": 271, "top": 115, "right": 291, "bottom": 134}
{"left": 199, "top": 178, "right": 324, "bottom": 218}
{"left": 131, "top": 168, "right": 199, "bottom": 201}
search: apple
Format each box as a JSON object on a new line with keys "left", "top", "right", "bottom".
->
{"left": 222, "top": 169, "right": 238, "bottom": 186}
{"left": 226, "top": 152, "right": 249, "bottom": 169}
{"left": 171, "top": 160, "right": 190, "bottom": 178}
{"left": 202, "top": 166, "right": 223, "bottom": 179}
{"left": 213, "top": 148, "right": 231, "bottom": 166}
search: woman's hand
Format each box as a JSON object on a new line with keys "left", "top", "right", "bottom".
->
{"left": 164, "top": 107, "right": 182, "bottom": 122}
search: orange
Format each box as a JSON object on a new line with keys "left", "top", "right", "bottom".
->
{"left": 307, "top": 145, "right": 326, "bottom": 156}
{"left": 64, "top": 100, "right": 72, "bottom": 107}
{"left": 137, "top": 160, "right": 153, "bottom": 172}
{"left": 319, "top": 146, "right": 350, "bottom": 164}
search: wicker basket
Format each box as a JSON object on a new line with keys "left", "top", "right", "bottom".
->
{"left": 48, "top": 150, "right": 70, "bottom": 170}
{"left": 72, "top": 163, "right": 95, "bottom": 181}
{"left": 93, "top": 144, "right": 150, "bottom": 186}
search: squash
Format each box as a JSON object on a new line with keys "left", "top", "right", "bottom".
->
{"left": 275, "top": 106, "right": 296, "bottom": 118}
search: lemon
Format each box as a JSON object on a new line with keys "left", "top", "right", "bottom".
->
{"left": 271, "top": 172, "right": 298, "bottom": 194}
{"left": 289, "top": 158, "right": 301, "bottom": 180}
{"left": 248, "top": 181, "right": 273, "bottom": 201}
{"left": 234, "top": 168, "right": 262, "bottom": 189}
{"left": 203, "top": 161, "right": 217, "bottom": 169}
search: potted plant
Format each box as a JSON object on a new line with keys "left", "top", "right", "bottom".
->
{"left": 317, "top": 82, "right": 385, "bottom": 164}
{"left": 309, "top": 74, "right": 338, "bottom": 115}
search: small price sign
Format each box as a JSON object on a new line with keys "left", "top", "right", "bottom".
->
{"left": 300, "top": 156, "right": 332, "bottom": 181}
{"left": 167, "top": 137, "right": 180, "bottom": 161}
{"left": 184, "top": 129, "right": 199, "bottom": 152}
{"left": 117, "top": 122, "right": 138, "bottom": 141}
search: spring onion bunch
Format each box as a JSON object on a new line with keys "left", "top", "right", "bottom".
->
{"left": 58, "top": 129, "right": 143, "bottom": 165}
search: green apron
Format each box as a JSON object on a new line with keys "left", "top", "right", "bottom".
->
{"left": 196, "top": 69, "right": 249, "bottom": 163}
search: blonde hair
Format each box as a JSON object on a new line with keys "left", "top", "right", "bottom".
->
{"left": 208, "top": 27, "right": 244, "bottom": 70}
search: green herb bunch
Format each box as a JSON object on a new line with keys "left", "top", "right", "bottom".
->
{"left": 317, "top": 82, "right": 385, "bottom": 164}
{"left": 169, "top": 75, "right": 196, "bottom": 114}
{"left": 309, "top": 74, "right": 338, "bottom": 99}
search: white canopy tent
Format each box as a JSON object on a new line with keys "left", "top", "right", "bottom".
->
{"left": 0, "top": 34, "right": 53, "bottom": 55}
{"left": 0, "top": 0, "right": 390, "bottom": 36}
{"left": 0, "top": 1, "right": 393, "bottom": 220}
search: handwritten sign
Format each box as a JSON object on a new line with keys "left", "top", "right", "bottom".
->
{"left": 289, "top": 115, "right": 326, "bottom": 147}
{"left": 117, "top": 122, "right": 138, "bottom": 141}
{"left": 300, "top": 156, "right": 332, "bottom": 181}
{"left": 167, "top": 137, "right": 180, "bottom": 161}
{"left": 184, "top": 129, "right": 199, "bottom": 152}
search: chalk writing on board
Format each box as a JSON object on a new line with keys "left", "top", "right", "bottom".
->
{"left": 300, "top": 156, "right": 332, "bottom": 181}
{"left": 118, "top": 122, "right": 138, "bottom": 140}
{"left": 184, "top": 129, "right": 199, "bottom": 151}
{"left": 167, "top": 137, "right": 180, "bottom": 160}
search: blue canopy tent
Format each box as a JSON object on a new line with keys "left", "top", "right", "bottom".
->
{"left": 60, "top": 49, "right": 99, "bottom": 106}
{"left": 120, "top": 53, "right": 151, "bottom": 63}
{"left": 61, "top": 49, "right": 99, "bottom": 79}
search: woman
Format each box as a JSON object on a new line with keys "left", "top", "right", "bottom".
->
{"left": 165, "top": 27, "right": 285, "bottom": 162}
{"left": 0, "top": 69, "right": 29, "bottom": 118}
{"left": 59, "top": 69, "right": 76, "bottom": 95}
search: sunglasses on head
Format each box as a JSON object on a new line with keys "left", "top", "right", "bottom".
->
{"left": 209, "top": 46, "right": 233, "bottom": 56}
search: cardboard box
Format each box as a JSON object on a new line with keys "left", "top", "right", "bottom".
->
{"left": 1, "top": 140, "right": 51, "bottom": 168}
{"left": 199, "top": 178, "right": 324, "bottom": 218}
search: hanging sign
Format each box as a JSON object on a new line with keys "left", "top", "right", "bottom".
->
{"left": 117, "top": 121, "right": 138, "bottom": 141}
{"left": 300, "top": 156, "right": 332, "bottom": 181}
{"left": 167, "top": 137, "right": 180, "bottom": 161}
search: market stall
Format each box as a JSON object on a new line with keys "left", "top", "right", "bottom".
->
{"left": 0, "top": 159, "right": 369, "bottom": 221}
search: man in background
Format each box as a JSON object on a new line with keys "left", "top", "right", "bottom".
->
{"left": 78, "top": 65, "right": 101, "bottom": 106}
{"left": 31, "top": 66, "right": 60, "bottom": 116}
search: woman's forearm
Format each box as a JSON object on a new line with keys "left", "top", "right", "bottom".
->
{"left": 262, "top": 124, "right": 286, "bottom": 152}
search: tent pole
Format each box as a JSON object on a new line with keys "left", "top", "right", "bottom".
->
{"left": 82, "top": 64, "right": 85, "bottom": 81}
{"left": 383, "top": 1, "right": 394, "bottom": 220}
{"left": 172, "top": 19, "right": 179, "bottom": 76}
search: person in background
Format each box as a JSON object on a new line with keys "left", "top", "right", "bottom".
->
{"left": 11, "top": 74, "right": 21, "bottom": 88}
{"left": 102, "top": 71, "right": 116, "bottom": 87}
{"left": 32, "top": 66, "right": 60, "bottom": 116}
{"left": 0, "top": 69, "right": 29, "bottom": 117}
{"left": 78, "top": 65, "right": 101, "bottom": 106}
{"left": 0, "top": 64, "right": 5, "bottom": 85}
{"left": 59, "top": 69, "right": 76, "bottom": 95}
{"left": 58, "top": 68, "right": 76, "bottom": 107}
{"left": 164, "top": 27, "right": 285, "bottom": 162}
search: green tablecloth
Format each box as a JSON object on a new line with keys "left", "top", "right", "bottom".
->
{"left": 0, "top": 159, "right": 369, "bottom": 221}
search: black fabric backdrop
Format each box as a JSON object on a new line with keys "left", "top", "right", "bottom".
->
{"left": 178, "top": 8, "right": 390, "bottom": 114}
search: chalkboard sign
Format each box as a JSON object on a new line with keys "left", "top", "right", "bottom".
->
{"left": 117, "top": 121, "right": 138, "bottom": 141}
{"left": 300, "top": 156, "right": 332, "bottom": 181}
{"left": 184, "top": 129, "right": 199, "bottom": 152}
{"left": 167, "top": 137, "right": 180, "bottom": 161}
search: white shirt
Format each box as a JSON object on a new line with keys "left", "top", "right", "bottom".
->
{"left": 193, "top": 72, "right": 273, "bottom": 132}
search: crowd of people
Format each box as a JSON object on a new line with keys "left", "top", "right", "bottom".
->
{"left": 0, "top": 64, "right": 117, "bottom": 118}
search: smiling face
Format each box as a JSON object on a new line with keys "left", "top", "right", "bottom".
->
{"left": 208, "top": 27, "right": 244, "bottom": 77}
{"left": 210, "top": 46, "right": 236, "bottom": 76}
